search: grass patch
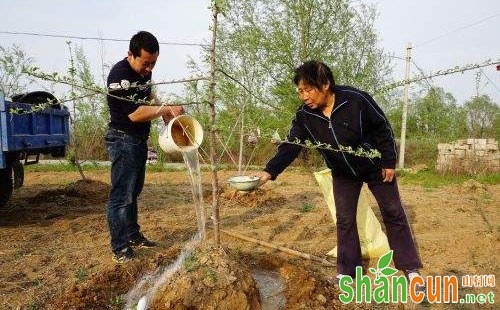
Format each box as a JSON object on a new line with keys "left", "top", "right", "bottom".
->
{"left": 27, "top": 301, "right": 43, "bottom": 310}
{"left": 22, "top": 161, "right": 500, "bottom": 188}
{"left": 183, "top": 252, "right": 200, "bottom": 272}
{"left": 203, "top": 268, "right": 217, "bottom": 283}
{"left": 25, "top": 161, "right": 108, "bottom": 172}
{"left": 108, "top": 294, "right": 125, "bottom": 309}
{"left": 398, "top": 169, "right": 500, "bottom": 187}
{"left": 75, "top": 267, "right": 88, "bottom": 282}
{"left": 299, "top": 203, "right": 315, "bottom": 213}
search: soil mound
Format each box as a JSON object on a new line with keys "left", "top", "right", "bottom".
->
{"left": 29, "top": 179, "right": 110, "bottom": 204}
{"left": 461, "top": 179, "right": 488, "bottom": 195}
{"left": 150, "top": 247, "right": 261, "bottom": 310}
{"left": 51, "top": 251, "right": 179, "bottom": 309}
{"left": 219, "top": 187, "right": 286, "bottom": 209}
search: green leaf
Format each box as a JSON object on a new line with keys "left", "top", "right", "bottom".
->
{"left": 369, "top": 267, "right": 377, "bottom": 274}
{"left": 377, "top": 250, "right": 393, "bottom": 269}
{"left": 380, "top": 267, "right": 398, "bottom": 277}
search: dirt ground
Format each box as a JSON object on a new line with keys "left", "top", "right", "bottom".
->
{"left": 0, "top": 168, "right": 498, "bottom": 309}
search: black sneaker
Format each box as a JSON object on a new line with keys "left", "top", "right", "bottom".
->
{"left": 129, "top": 234, "right": 157, "bottom": 248}
{"left": 112, "top": 247, "right": 136, "bottom": 264}
{"left": 405, "top": 269, "right": 426, "bottom": 294}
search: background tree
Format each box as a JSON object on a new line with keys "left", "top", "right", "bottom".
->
{"left": 186, "top": 0, "right": 393, "bottom": 167}
{"left": 69, "top": 44, "right": 109, "bottom": 160}
{"left": 464, "top": 94, "right": 499, "bottom": 138}
{"left": 0, "top": 45, "right": 34, "bottom": 97}
{"left": 408, "top": 87, "right": 464, "bottom": 139}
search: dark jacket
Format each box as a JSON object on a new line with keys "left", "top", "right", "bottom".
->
{"left": 264, "top": 85, "right": 397, "bottom": 181}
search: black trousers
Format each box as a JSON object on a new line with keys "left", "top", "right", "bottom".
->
{"left": 333, "top": 176, "right": 422, "bottom": 276}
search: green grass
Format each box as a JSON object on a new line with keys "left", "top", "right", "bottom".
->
{"left": 25, "top": 162, "right": 108, "bottom": 172}
{"left": 23, "top": 162, "right": 500, "bottom": 188}
{"left": 183, "top": 252, "right": 200, "bottom": 272}
{"left": 398, "top": 169, "right": 500, "bottom": 187}
{"left": 203, "top": 268, "right": 217, "bottom": 283}
{"left": 108, "top": 294, "right": 125, "bottom": 309}
{"left": 299, "top": 203, "right": 315, "bottom": 213}
{"left": 25, "top": 162, "right": 266, "bottom": 173}
{"left": 27, "top": 301, "right": 43, "bottom": 310}
{"left": 75, "top": 267, "right": 88, "bottom": 282}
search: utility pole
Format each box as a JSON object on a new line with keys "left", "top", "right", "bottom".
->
{"left": 399, "top": 43, "right": 412, "bottom": 169}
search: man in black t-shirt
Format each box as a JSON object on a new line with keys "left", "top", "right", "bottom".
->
{"left": 105, "top": 31, "right": 183, "bottom": 264}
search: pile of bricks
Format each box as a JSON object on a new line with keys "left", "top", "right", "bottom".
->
{"left": 437, "top": 138, "right": 499, "bottom": 174}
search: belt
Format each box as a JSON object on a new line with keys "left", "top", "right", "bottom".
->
{"left": 109, "top": 128, "right": 149, "bottom": 141}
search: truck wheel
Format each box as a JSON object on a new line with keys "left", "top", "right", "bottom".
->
{"left": 0, "top": 167, "right": 13, "bottom": 207}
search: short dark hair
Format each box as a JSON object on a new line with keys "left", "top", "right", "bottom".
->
{"left": 293, "top": 60, "right": 335, "bottom": 93}
{"left": 129, "top": 31, "right": 159, "bottom": 57}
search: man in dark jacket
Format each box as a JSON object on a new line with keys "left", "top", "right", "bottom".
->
{"left": 258, "top": 60, "right": 423, "bottom": 283}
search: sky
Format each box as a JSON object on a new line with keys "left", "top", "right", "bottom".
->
{"left": 0, "top": 0, "right": 498, "bottom": 105}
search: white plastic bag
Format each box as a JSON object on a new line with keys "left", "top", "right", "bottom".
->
{"left": 313, "top": 169, "right": 390, "bottom": 259}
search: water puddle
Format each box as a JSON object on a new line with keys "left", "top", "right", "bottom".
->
{"left": 251, "top": 269, "right": 286, "bottom": 310}
{"left": 125, "top": 148, "right": 205, "bottom": 310}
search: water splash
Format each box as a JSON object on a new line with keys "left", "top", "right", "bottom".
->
{"left": 125, "top": 148, "right": 205, "bottom": 309}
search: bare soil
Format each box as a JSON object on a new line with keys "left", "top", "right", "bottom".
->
{"left": 0, "top": 169, "right": 498, "bottom": 309}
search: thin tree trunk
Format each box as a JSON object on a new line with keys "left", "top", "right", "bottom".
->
{"left": 208, "top": 2, "right": 220, "bottom": 246}
{"left": 237, "top": 104, "right": 244, "bottom": 175}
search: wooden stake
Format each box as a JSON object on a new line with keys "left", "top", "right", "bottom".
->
{"left": 221, "top": 229, "right": 335, "bottom": 267}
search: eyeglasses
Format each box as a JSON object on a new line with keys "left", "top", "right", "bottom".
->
{"left": 297, "top": 87, "right": 316, "bottom": 95}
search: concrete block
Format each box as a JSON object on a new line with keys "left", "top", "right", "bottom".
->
{"left": 437, "top": 143, "right": 448, "bottom": 150}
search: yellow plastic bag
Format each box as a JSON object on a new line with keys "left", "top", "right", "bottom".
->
{"left": 313, "top": 169, "right": 390, "bottom": 259}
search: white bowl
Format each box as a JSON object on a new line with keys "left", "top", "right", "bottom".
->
{"left": 228, "top": 176, "right": 260, "bottom": 191}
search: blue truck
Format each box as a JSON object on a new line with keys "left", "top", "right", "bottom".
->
{"left": 0, "top": 91, "right": 70, "bottom": 206}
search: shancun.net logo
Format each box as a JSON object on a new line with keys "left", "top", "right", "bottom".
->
{"left": 338, "top": 250, "right": 495, "bottom": 304}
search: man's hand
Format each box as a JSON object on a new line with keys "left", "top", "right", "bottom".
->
{"left": 166, "top": 105, "right": 184, "bottom": 117}
{"left": 255, "top": 171, "right": 272, "bottom": 187}
{"left": 381, "top": 168, "right": 395, "bottom": 182}
{"left": 161, "top": 105, "right": 184, "bottom": 124}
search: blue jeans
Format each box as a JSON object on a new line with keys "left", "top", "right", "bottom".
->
{"left": 105, "top": 128, "right": 148, "bottom": 253}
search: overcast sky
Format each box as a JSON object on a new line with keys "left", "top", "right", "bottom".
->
{"left": 0, "top": 0, "right": 498, "bottom": 105}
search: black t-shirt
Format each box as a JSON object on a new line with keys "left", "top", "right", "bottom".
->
{"left": 107, "top": 58, "right": 152, "bottom": 137}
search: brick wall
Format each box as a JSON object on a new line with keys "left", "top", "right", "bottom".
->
{"left": 436, "top": 138, "right": 499, "bottom": 174}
